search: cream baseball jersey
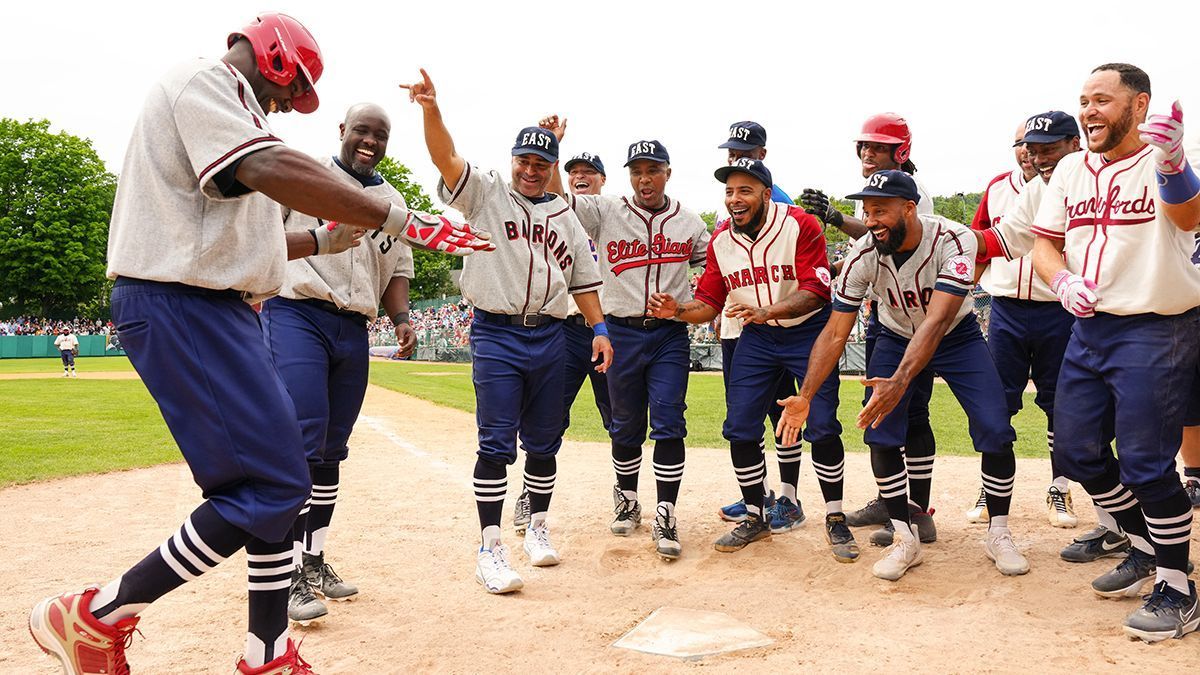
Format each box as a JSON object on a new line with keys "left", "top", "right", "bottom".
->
{"left": 107, "top": 59, "right": 288, "bottom": 300}
{"left": 438, "top": 164, "right": 602, "bottom": 317}
{"left": 693, "top": 202, "right": 831, "bottom": 327}
{"left": 834, "top": 214, "right": 977, "bottom": 338}
{"left": 1030, "top": 147, "right": 1200, "bottom": 316}
{"left": 569, "top": 194, "right": 710, "bottom": 317}
{"left": 972, "top": 170, "right": 1055, "bottom": 302}
{"left": 278, "top": 157, "right": 415, "bottom": 318}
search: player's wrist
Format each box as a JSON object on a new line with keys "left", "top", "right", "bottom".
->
{"left": 390, "top": 311, "right": 410, "bottom": 326}
{"left": 591, "top": 321, "right": 609, "bottom": 338}
{"left": 381, "top": 202, "right": 410, "bottom": 238}
{"left": 1156, "top": 161, "right": 1200, "bottom": 204}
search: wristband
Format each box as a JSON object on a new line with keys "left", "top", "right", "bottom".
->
{"left": 380, "top": 202, "right": 410, "bottom": 238}
{"left": 1050, "top": 269, "right": 1070, "bottom": 292}
{"left": 391, "top": 311, "right": 410, "bottom": 326}
{"left": 1157, "top": 162, "right": 1200, "bottom": 205}
{"left": 309, "top": 228, "right": 321, "bottom": 254}
{"left": 592, "top": 321, "right": 609, "bottom": 338}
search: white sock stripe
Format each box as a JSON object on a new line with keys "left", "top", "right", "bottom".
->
{"left": 981, "top": 474, "right": 1015, "bottom": 489}
{"left": 474, "top": 488, "right": 508, "bottom": 499}
{"left": 311, "top": 482, "right": 340, "bottom": 490}
{"left": 906, "top": 470, "right": 934, "bottom": 479}
{"left": 247, "top": 580, "right": 292, "bottom": 592}
{"left": 984, "top": 488, "right": 1014, "bottom": 498}
{"left": 248, "top": 562, "right": 294, "bottom": 578}
{"left": 737, "top": 476, "right": 766, "bottom": 487}
{"left": 614, "top": 467, "right": 641, "bottom": 476}
{"left": 876, "top": 469, "right": 907, "bottom": 485}
{"left": 776, "top": 455, "right": 803, "bottom": 465}
{"left": 475, "top": 494, "right": 507, "bottom": 502}
{"left": 734, "top": 460, "right": 767, "bottom": 476}
{"left": 1091, "top": 483, "right": 1131, "bottom": 501}
{"left": 654, "top": 472, "right": 685, "bottom": 481}
{"left": 473, "top": 476, "right": 508, "bottom": 486}
{"left": 776, "top": 446, "right": 803, "bottom": 459}
{"left": 652, "top": 461, "right": 686, "bottom": 471}
{"left": 309, "top": 498, "right": 337, "bottom": 505}
{"left": 247, "top": 550, "right": 293, "bottom": 563}
{"left": 525, "top": 485, "right": 556, "bottom": 495}
{"left": 811, "top": 459, "right": 845, "bottom": 472}
{"left": 905, "top": 456, "right": 935, "bottom": 467}
{"left": 182, "top": 516, "right": 226, "bottom": 566}
{"left": 879, "top": 485, "right": 907, "bottom": 499}
{"left": 170, "top": 530, "right": 217, "bottom": 575}
{"left": 1101, "top": 495, "right": 1139, "bottom": 513}
{"left": 523, "top": 472, "right": 557, "bottom": 484}
{"left": 1147, "top": 523, "right": 1193, "bottom": 537}
{"left": 1149, "top": 533, "right": 1193, "bottom": 545}
{"left": 612, "top": 459, "right": 642, "bottom": 471}
{"left": 1144, "top": 512, "right": 1194, "bottom": 526}
{"left": 1093, "top": 489, "right": 1136, "bottom": 509}
{"left": 158, "top": 541, "right": 200, "bottom": 582}
{"left": 876, "top": 477, "right": 907, "bottom": 493}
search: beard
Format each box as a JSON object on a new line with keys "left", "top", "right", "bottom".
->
{"left": 349, "top": 159, "right": 377, "bottom": 177}
{"left": 872, "top": 219, "right": 907, "bottom": 257}
{"left": 731, "top": 202, "right": 766, "bottom": 237}
{"left": 1093, "top": 104, "right": 1136, "bottom": 154}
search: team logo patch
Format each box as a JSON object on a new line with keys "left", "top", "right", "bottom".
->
{"left": 946, "top": 255, "right": 972, "bottom": 282}
{"left": 815, "top": 266, "right": 831, "bottom": 287}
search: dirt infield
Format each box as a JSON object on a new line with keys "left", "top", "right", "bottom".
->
{"left": 2, "top": 384, "right": 1196, "bottom": 672}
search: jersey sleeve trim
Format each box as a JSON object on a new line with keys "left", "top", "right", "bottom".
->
{"left": 1029, "top": 224, "right": 1065, "bottom": 239}
{"left": 933, "top": 281, "right": 970, "bottom": 297}
{"left": 831, "top": 298, "right": 862, "bottom": 312}
{"left": 568, "top": 280, "right": 603, "bottom": 293}
{"left": 197, "top": 135, "right": 282, "bottom": 184}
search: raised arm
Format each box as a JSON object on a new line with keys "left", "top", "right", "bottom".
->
{"left": 400, "top": 68, "right": 467, "bottom": 190}
{"left": 1139, "top": 101, "right": 1200, "bottom": 231}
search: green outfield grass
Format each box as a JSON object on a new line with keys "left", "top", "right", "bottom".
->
{"left": 0, "top": 356, "right": 134, "bottom": 373}
{"left": 368, "top": 361, "right": 1052, "bottom": 458}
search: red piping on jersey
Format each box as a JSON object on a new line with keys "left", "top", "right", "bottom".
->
{"left": 621, "top": 196, "right": 677, "bottom": 314}
{"left": 223, "top": 63, "right": 264, "bottom": 130}
{"left": 1091, "top": 151, "right": 1152, "bottom": 285}
{"left": 540, "top": 204, "right": 572, "bottom": 312}
{"left": 513, "top": 198, "right": 535, "bottom": 314}
{"left": 836, "top": 245, "right": 875, "bottom": 303}
{"left": 879, "top": 263, "right": 914, "bottom": 334}
{"left": 726, "top": 202, "right": 780, "bottom": 311}
{"left": 198, "top": 136, "right": 280, "bottom": 183}
{"left": 655, "top": 203, "right": 683, "bottom": 295}
{"left": 910, "top": 226, "right": 942, "bottom": 312}
{"left": 758, "top": 205, "right": 787, "bottom": 324}
{"left": 448, "top": 165, "right": 472, "bottom": 205}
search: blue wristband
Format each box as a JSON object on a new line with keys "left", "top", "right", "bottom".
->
{"left": 1157, "top": 161, "right": 1200, "bottom": 205}
{"left": 592, "top": 321, "right": 609, "bottom": 337}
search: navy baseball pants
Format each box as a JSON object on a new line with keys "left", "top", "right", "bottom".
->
{"left": 562, "top": 319, "right": 612, "bottom": 433}
{"left": 986, "top": 297, "right": 1073, "bottom": 419}
{"left": 606, "top": 320, "right": 690, "bottom": 446}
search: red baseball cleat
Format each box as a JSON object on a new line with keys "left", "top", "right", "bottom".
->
{"left": 29, "top": 586, "right": 140, "bottom": 675}
{"left": 236, "top": 638, "right": 316, "bottom": 674}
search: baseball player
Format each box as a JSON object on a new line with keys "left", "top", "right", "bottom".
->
{"left": 968, "top": 114, "right": 1080, "bottom": 528}
{"left": 261, "top": 103, "right": 417, "bottom": 625}
{"left": 28, "top": 16, "right": 490, "bottom": 674}
{"left": 1029, "top": 63, "right": 1200, "bottom": 642}
{"left": 1183, "top": 117, "right": 1200, "bottom": 510}
{"left": 778, "top": 170, "right": 1027, "bottom": 581}
{"left": 800, "top": 114, "right": 939, "bottom": 547}
{"left": 402, "top": 70, "right": 610, "bottom": 593}
{"left": 648, "top": 158, "right": 853, "bottom": 559}
{"left": 712, "top": 122, "right": 812, "bottom": 535}
{"left": 54, "top": 328, "right": 79, "bottom": 377}
{"left": 512, "top": 147, "right": 613, "bottom": 534}
{"left": 548, "top": 123, "right": 709, "bottom": 560}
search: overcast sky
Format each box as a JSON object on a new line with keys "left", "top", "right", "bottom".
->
{"left": 3, "top": 0, "right": 1197, "bottom": 217}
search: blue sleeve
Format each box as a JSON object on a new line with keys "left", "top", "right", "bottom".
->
{"left": 770, "top": 184, "right": 794, "bottom": 205}
{"left": 933, "top": 282, "right": 969, "bottom": 297}
{"left": 831, "top": 299, "right": 861, "bottom": 313}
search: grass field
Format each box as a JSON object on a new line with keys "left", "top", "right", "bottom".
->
{"left": 0, "top": 357, "right": 1052, "bottom": 488}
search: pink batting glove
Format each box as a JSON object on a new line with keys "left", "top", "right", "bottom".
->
{"left": 1051, "top": 270, "right": 1099, "bottom": 318}
{"left": 1138, "top": 100, "right": 1186, "bottom": 174}
{"left": 402, "top": 211, "right": 494, "bottom": 256}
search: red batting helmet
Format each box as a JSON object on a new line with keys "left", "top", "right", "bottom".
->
{"left": 228, "top": 13, "right": 324, "bottom": 114}
{"left": 856, "top": 113, "right": 912, "bottom": 165}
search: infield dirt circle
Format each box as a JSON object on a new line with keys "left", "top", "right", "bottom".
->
{"left": 1, "top": 383, "right": 1196, "bottom": 672}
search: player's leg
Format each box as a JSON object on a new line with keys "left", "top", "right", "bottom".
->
{"left": 1181, "top": 367, "right": 1200, "bottom": 508}
{"left": 260, "top": 299, "right": 334, "bottom": 624}
{"left": 67, "top": 348, "right": 77, "bottom": 376}
{"left": 515, "top": 322, "right": 568, "bottom": 568}
{"left": 1026, "top": 300, "right": 1079, "bottom": 527}
{"left": 60, "top": 349, "right": 70, "bottom": 376}
{"left": 30, "top": 281, "right": 311, "bottom": 671}
{"left": 644, "top": 323, "right": 690, "bottom": 559}
{"left": 715, "top": 325, "right": 780, "bottom": 551}
{"left": 767, "top": 371, "right": 801, "bottom": 515}
{"left": 846, "top": 304, "right": 889, "bottom": 527}
{"left": 903, "top": 370, "right": 937, "bottom": 515}
{"left": 716, "top": 336, "right": 768, "bottom": 521}
{"left": 468, "top": 320, "right": 526, "bottom": 594}
{"left": 605, "top": 322, "right": 650, "bottom": 535}
{"left": 972, "top": 296, "right": 1028, "bottom": 523}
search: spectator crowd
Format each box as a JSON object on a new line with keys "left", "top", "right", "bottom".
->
{"left": 0, "top": 317, "right": 114, "bottom": 336}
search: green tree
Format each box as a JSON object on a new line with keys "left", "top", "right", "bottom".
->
{"left": 373, "top": 157, "right": 457, "bottom": 301}
{"left": 932, "top": 192, "right": 982, "bottom": 224}
{"left": 0, "top": 119, "right": 116, "bottom": 317}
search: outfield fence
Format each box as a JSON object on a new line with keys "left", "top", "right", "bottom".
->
{"left": 0, "top": 334, "right": 125, "bottom": 359}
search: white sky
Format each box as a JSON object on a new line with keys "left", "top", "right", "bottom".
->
{"left": 2, "top": 0, "right": 1197, "bottom": 216}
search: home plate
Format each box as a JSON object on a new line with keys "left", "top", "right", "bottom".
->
{"left": 612, "top": 606, "right": 773, "bottom": 658}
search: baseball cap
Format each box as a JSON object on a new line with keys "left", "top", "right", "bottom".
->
{"left": 512, "top": 127, "right": 559, "bottom": 163}
{"left": 714, "top": 157, "right": 773, "bottom": 188}
{"left": 718, "top": 121, "right": 767, "bottom": 151}
{"left": 564, "top": 152, "right": 605, "bottom": 176}
{"left": 846, "top": 169, "right": 921, "bottom": 203}
{"left": 624, "top": 140, "right": 670, "bottom": 166}
{"left": 1016, "top": 111, "right": 1080, "bottom": 146}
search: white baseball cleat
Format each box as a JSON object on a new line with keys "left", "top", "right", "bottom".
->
{"left": 872, "top": 523, "right": 923, "bottom": 581}
{"left": 985, "top": 528, "right": 1030, "bottom": 576}
{"left": 476, "top": 544, "right": 523, "bottom": 594}
{"left": 965, "top": 485, "right": 989, "bottom": 523}
{"left": 523, "top": 524, "right": 561, "bottom": 567}
{"left": 1046, "top": 486, "right": 1078, "bottom": 528}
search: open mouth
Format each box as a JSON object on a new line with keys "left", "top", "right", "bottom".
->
{"left": 730, "top": 206, "right": 748, "bottom": 220}
{"left": 573, "top": 181, "right": 590, "bottom": 190}
{"left": 871, "top": 226, "right": 889, "bottom": 241}
{"left": 640, "top": 188, "right": 656, "bottom": 199}
{"left": 1085, "top": 123, "right": 1105, "bottom": 142}
{"left": 355, "top": 147, "right": 376, "bottom": 163}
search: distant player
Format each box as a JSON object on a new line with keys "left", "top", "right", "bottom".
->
{"left": 262, "top": 103, "right": 416, "bottom": 625}
{"left": 712, "top": 122, "right": 811, "bottom": 535}
{"left": 54, "top": 328, "right": 79, "bottom": 378}
{"left": 779, "top": 170, "right": 1028, "bottom": 581}
{"left": 550, "top": 123, "right": 710, "bottom": 560}
{"left": 800, "top": 113, "right": 938, "bottom": 547}
{"left": 512, "top": 146, "right": 613, "bottom": 534}
{"left": 647, "top": 159, "right": 854, "bottom": 561}
{"left": 968, "top": 114, "right": 1079, "bottom": 528}
{"left": 403, "top": 70, "right": 611, "bottom": 593}
{"left": 1029, "top": 63, "right": 1200, "bottom": 641}
{"left": 29, "top": 15, "right": 489, "bottom": 674}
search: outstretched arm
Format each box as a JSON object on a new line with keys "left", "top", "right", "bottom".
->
{"left": 647, "top": 293, "right": 719, "bottom": 324}
{"left": 775, "top": 308, "right": 857, "bottom": 445}
{"left": 400, "top": 68, "right": 467, "bottom": 190}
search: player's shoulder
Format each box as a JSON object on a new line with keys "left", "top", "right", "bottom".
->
{"left": 1055, "top": 151, "right": 1089, "bottom": 176}
{"left": 985, "top": 170, "right": 1014, "bottom": 191}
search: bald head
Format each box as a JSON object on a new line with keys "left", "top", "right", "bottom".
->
{"left": 1013, "top": 120, "right": 1035, "bottom": 180}
{"left": 339, "top": 103, "right": 390, "bottom": 176}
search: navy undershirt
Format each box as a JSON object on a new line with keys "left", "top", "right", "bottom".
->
{"left": 332, "top": 156, "right": 384, "bottom": 187}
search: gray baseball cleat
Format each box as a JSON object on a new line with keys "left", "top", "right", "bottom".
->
{"left": 846, "top": 497, "right": 889, "bottom": 527}
{"left": 303, "top": 552, "right": 358, "bottom": 601}
{"left": 1060, "top": 526, "right": 1130, "bottom": 563}
{"left": 288, "top": 566, "right": 328, "bottom": 625}
{"left": 1123, "top": 580, "right": 1200, "bottom": 643}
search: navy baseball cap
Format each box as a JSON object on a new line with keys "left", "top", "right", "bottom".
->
{"left": 1016, "top": 111, "right": 1080, "bottom": 146}
{"left": 512, "top": 127, "right": 559, "bottom": 162}
{"left": 718, "top": 121, "right": 767, "bottom": 151}
{"left": 564, "top": 152, "right": 605, "bottom": 176}
{"left": 846, "top": 169, "right": 921, "bottom": 203}
{"left": 624, "top": 140, "right": 670, "bottom": 166}
{"left": 715, "top": 158, "right": 773, "bottom": 188}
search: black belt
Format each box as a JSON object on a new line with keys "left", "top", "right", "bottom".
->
{"left": 296, "top": 298, "right": 368, "bottom": 324}
{"left": 606, "top": 315, "right": 672, "bottom": 330}
{"left": 565, "top": 314, "right": 589, "bottom": 327}
{"left": 474, "top": 309, "right": 561, "bottom": 327}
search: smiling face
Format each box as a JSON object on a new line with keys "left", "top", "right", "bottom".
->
{"left": 568, "top": 165, "right": 605, "bottom": 195}
{"left": 1013, "top": 122, "right": 1036, "bottom": 180}
{"left": 1026, "top": 137, "right": 1080, "bottom": 182}
{"left": 724, "top": 172, "right": 771, "bottom": 234}
{"left": 339, "top": 104, "right": 390, "bottom": 176}
{"left": 858, "top": 141, "right": 899, "bottom": 178}
{"left": 1078, "top": 69, "right": 1148, "bottom": 156}
{"left": 860, "top": 196, "right": 917, "bottom": 256}
{"left": 254, "top": 73, "right": 311, "bottom": 115}
{"left": 627, "top": 159, "right": 671, "bottom": 209}
{"left": 511, "top": 154, "right": 554, "bottom": 198}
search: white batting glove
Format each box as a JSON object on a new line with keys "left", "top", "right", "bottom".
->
{"left": 1051, "top": 270, "right": 1099, "bottom": 318}
{"left": 1138, "top": 100, "right": 1187, "bottom": 174}
{"left": 380, "top": 203, "right": 494, "bottom": 256}
{"left": 313, "top": 221, "right": 364, "bottom": 255}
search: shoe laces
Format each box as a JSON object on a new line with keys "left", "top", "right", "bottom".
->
{"left": 516, "top": 491, "right": 531, "bottom": 518}
{"left": 321, "top": 563, "right": 343, "bottom": 586}
{"left": 655, "top": 504, "right": 678, "bottom": 540}
{"left": 827, "top": 513, "right": 850, "bottom": 537}
{"left": 528, "top": 526, "right": 553, "bottom": 550}
{"left": 110, "top": 620, "right": 141, "bottom": 675}
{"left": 614, "top": 493, "right": 638, "bottom": 521}
{"left": 1141, "top": 581, "right": 1188, "bottom": 614}
{"left": 1114, "top": 547, "right": 1155, "bottom": 575}
{"left": 290, "top": 569, "right": 320, "bottom": 605}
{"left": 1048, "top": 488, "right": 1070, "bottom": 514}
{"left": 285, "top": 637, "right": 316, "bottom": 674}
{"left": 974, "top": 486, "right": 988, "bottom": 509}
{"left": 989, "top": 530, "right": 1020, "bottom": 555}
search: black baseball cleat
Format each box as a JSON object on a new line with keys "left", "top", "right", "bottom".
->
{"left": 713, "top": 512, "right": 771, "bottom": 552}
{"left": 1060, "top": 526, "right": 1130, "bottom": 563}
{"left": 846, "top": 497, "right": 889, "bottom": 527}
{"left": 869, "top": 507, "right": 937, "bottom": 546}
{"left": 825, "top": 513, "right": 860, "bottom": 563}
{"left": 1185, "top": 479, "right": 1200, "bottom": 509}
{"left": 1123, "top": 580, "right": 1200, "bottom": 643}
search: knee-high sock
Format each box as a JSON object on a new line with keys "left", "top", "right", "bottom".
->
{"left": 731, "top": 440, "right": 767, "bottom": 518}
{"left": 982, "top": 449, "right": 1016, "bottom": 530}
{"left": 810, "top": 437, "right": 846, "bottom": 514}
{"left": 290, "top": 493, "right": 310, "bottom": 568}
{"left": 775, "top": 441, "right": 802, "bottom": 503}
{"left": 1047, "top": 417, "right": 1069, "bottom": 490}
{"left": 523, "top": 454, "right": 557, "bottom": 528}
{"left": 473, "top": 456, "right": 507, "bottom": 549}
{"left": 652, "top": 438, "right": 685, "bottom": 515}
{"left": 89, "top": 501, "right": 248, "bottom": 625}
{"left": 1078, "top": 456, "right": 1153, "bottom": 556}
{"left": 904, "top": 421, "right": 936, "bottom": 511}
{"left": 1136, "top": 487, "right": 1194, "bottom": 595}
{"left": 870, "top": 444, "right": 910, "bottom": 534}
{"left": 244, "top": 537, "right": 292, "bottom": 669}
{"left": 612, "top": 442, "right": 643, "bottom": 500}
{"left": 304, "top": 464, "right": 339, "bottom": 557}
